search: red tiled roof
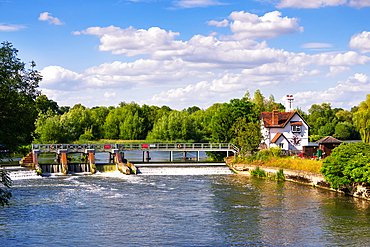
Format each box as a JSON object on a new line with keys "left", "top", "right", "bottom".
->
{"left": 271, "top": 133, "right": 288, "bottom": 143}
{"left": 260, "top": 111, "right": 310, "bottom": 128}
{"left": 291, "top": 122, "right": 302, "bottom": 126}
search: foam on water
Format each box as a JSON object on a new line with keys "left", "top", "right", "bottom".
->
{"left": 5, "top": 167, "right": 41, "bottom": 180}
{"left": 137, "top": 166, "right": 234, "bottom": 175}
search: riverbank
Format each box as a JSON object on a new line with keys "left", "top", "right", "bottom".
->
{"left": 226, "top": 159, "right": 370, "bottom": 201}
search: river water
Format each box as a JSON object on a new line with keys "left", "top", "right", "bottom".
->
{"left": 1, "top": 171, "right": 370, "bottom": 246}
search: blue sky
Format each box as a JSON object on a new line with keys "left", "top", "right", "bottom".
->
{"left": 1, "top": 0, "right": 370, "bottom": 112}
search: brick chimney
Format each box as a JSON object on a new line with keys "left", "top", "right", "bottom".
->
{"left": 272, "top": 107, "right": 279, "bottom": 125}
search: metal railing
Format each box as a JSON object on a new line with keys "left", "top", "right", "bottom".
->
{"left": 32, "top": 143, "right": 239, "bottom": 154}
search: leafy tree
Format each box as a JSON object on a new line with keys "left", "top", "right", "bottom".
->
{"left": 0, "top": 41, "right": 41, "bottom": 153}
{"left": 0, "top": 169, "right": 12, "bottom": 206}
{"left": 147, "top": 110, "right": 201, "bottom": 141}
{"left": 250, "top": 90, "right": 284, "bottom": 116}
{"left": 318, "top": 122, "right": 335, "bottom": 136}
{"left": 232, "top": 119, "right": 262, "bottom": 155}
{"left": 307, "top": 103, "right": 341, "bottom": 135}
{"left": 59, "top": 106, "right": 70, "bottom": 115}
{"left": 186, "top": 106, "right": 201, "bottom": 114}
{"left": 336, "top": 110, "right": 353, "bottom": 123}
{"left": 35, "top": 94, "right": 59, "bottom": 114}
{"left": 320, "top": 142, "right": 370, "bottom": 189}
{"left": 353, "top": 94, "right": 370, "bottom": 143}
{"left": 335, "top": 122, "right": 351, "bottom": 140}
{"left": 210, "top": 104, "right": 234, "bottom": 143}
{"left": 90, "top": 106, "right": 110, "bottom": 140}
{"left": 103, "top": 102, "right": 146, "bottom": 140}
{"left": 34, "top": 110, "right": 69, "bottom": 143}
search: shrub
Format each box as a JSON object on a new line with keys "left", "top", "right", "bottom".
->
{"left": 250, "top": 167, "right": 267, "bottom": 178}
{"left": 320, "top": 142, "right": 370, "bottom": 189}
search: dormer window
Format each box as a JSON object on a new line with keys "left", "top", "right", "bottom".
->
{"left": 291, "top": 122, "right": 302, "bottom": 133}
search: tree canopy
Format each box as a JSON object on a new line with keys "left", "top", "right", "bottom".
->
{"left": 320, "top": 142, "right": 370, "bottom": 189}
{"left": 0, "top": 41, "right": 41, "bottom": 153}
{"left": 353, "top": 94, "right": 370, "bottom": 143}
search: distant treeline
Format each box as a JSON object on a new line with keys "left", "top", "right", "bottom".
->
{"left": 34, "top": 90, "right": 363, "bottom": 147}
{"left": 33, "top": 90, "right": 278, "bottom": 155}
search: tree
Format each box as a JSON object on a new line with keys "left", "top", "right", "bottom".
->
{"left": 353, "top": 94, "right": 370, "bottom": 143}
{"left": 307, "top": 103, "right": 341, "bottom": 135}
{"left": 0, "top": 41, "right": 41, "bottom": 153}
{"left": 320, "top": 142, "right": 370, "bottom": 189}
{"left": 232, "top": 119, "right": 262, "bottom": 155}
{"left": 35, "top": 94, "right": 59, "bottom": 114}
{"left": 0, "top": 169, "right": 12, "bottom": 206}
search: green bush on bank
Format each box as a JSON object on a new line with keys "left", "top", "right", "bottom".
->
{"left": 250, "top": 167, "right": 285, "bottom": 181}
{"left": 320, "top": 142, "right": 370, "bottom": 189}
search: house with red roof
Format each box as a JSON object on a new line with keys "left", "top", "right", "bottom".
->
{"left": 260, "top": 95, "right": 310, "bottom": 151}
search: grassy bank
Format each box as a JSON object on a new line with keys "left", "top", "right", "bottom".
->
{"left": 231, "top": 149, "right": 323, "bottom": 174}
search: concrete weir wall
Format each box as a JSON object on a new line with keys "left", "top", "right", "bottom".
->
{"left": 227, "top": 162, "right": 370, "bottom": 201}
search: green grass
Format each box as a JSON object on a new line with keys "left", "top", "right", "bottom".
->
{"left": 233, "top": 154, "right": 322, "bottom": 174}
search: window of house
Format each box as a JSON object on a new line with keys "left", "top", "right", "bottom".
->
{"left": 279, "top": 143, "right": 284, "bottom": 149}
{"left": 292, "top": 125, "right": 301, "bottom": 133}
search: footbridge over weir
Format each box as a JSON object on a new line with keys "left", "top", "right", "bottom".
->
{"left": 32, "top": 143, "right": 239, "bottom": 162}
{"left": 25, "top": 143, "right": 239, "bottom": 175}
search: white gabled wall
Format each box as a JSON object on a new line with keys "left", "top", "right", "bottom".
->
{"left": 260, "top": 113, "right": 309, "bottom": 151}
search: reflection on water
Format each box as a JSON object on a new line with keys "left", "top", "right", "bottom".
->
{"left": 1, "top": 174, "right": 370, "bottom": 246}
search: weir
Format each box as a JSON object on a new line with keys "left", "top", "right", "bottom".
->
{"left": 20, "top": 143, "right": 238, "bottom": 176}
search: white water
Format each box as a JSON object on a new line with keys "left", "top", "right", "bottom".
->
{"left": 137, "top": 166, "right": 234, "bottom": 175}
{"left": 5, "top": 167, "right": 40, "bottom": 180}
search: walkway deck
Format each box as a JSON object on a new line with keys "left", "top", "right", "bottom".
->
{"left": 32, "top": 143, "right": 239, "bottom": 154}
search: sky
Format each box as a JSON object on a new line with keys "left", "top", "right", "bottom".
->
{"left": 1, "top": 0, "right": 370, "bottom": 112}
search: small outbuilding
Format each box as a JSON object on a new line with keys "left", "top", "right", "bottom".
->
{"left": 315, "top": 136, "right": 342, "bottom": 158}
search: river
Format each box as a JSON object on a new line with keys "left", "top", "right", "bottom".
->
{"left": 1, "top": 171, "right": 370, "bottom": 246}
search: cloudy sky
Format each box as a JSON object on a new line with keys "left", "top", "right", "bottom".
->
{"left": 1, "top": 0, "right": 370, "bottom": 111}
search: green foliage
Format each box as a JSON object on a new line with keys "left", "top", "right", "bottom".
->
{"left": 335, "top": 122, "right": 355, "bottom": 140}
{"left": 250, "top": 166, "right": 285, "bottom": 181}
{"left": 353, "top": 94, "right": 370, "bottom": 143}
{"left": 250, "top": 166, "right": 267, "bottom": 178}
{"left": 147, "top": 110, "right": 201, "bottom": 141}
{"left": 270, "top": 147, "right": 282, "bottom": 157}
{"left": 307, "top": 103, "right": 360, "bottom": 140}
{"left": 0, "top": 169, "right": 12, "bottom": 206}
{"left": 318, "top": 122, "right": 335, "bottom": 136}
{"left": 320, "top": 142, "right": 370, "bottom": 189}
{"left": 276, "top": 168, "right": 285, "bottom": 181}
{"left": 79, "top": 128, "right": 94, "bottom": 141}
{"left": 310, "top": 135, "right": 324, "bottom": 142}
{"left": 232, "top": 119, "right": 262, "bottom": 155}
{"left": 0, "top": 41, "right": 41, "bottom": 152}
{"left": 35, "top": 95, "right": 59, "bottom": 114}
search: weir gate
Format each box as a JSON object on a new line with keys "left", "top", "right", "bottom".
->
{"left": 23, "top": 143, "right": 239, "bottom": 175}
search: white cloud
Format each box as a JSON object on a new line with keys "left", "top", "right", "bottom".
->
{"left": 228, "top": 11, "right": 303, "bottom": 40}
{"left": 349, "top": 31, "right": 370, "bottom": 54}
{"left": 77, "top": 26, "right": 181, "bottom": 56}
{"left": 0, "top": 23, "right": 26, "bottom": 31}
{"left": 104, "top": 92, "right": 116, "bottom": 98}
{"left": 38, "top": 12, "right": 65, "bottom": 25}
{"left": 326, "top": 66, "right": 351, "bottom": 77}
{"left": 276, "top": 0, "right": 347, "bottom": 8}
{"left": 348, "top": 0, "right": 370, "bottom": 8}
{"left": 301, "top": 43, "right": 333, "bottom": 49}
{"left": 207, "top": 19, "right": 229, "bottom": 27}
{"left": 174, "top": 0, "right": 223, "bottom": 8}
{"left": 295, "top": 73, "right": 370, "bottom": 110}
{"left": 40, "top": 66, "right": 83, "bottom": 90}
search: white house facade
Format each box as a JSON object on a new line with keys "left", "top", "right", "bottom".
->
{"left": 260, "top": 100, "right": 310, "bottom": 151}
